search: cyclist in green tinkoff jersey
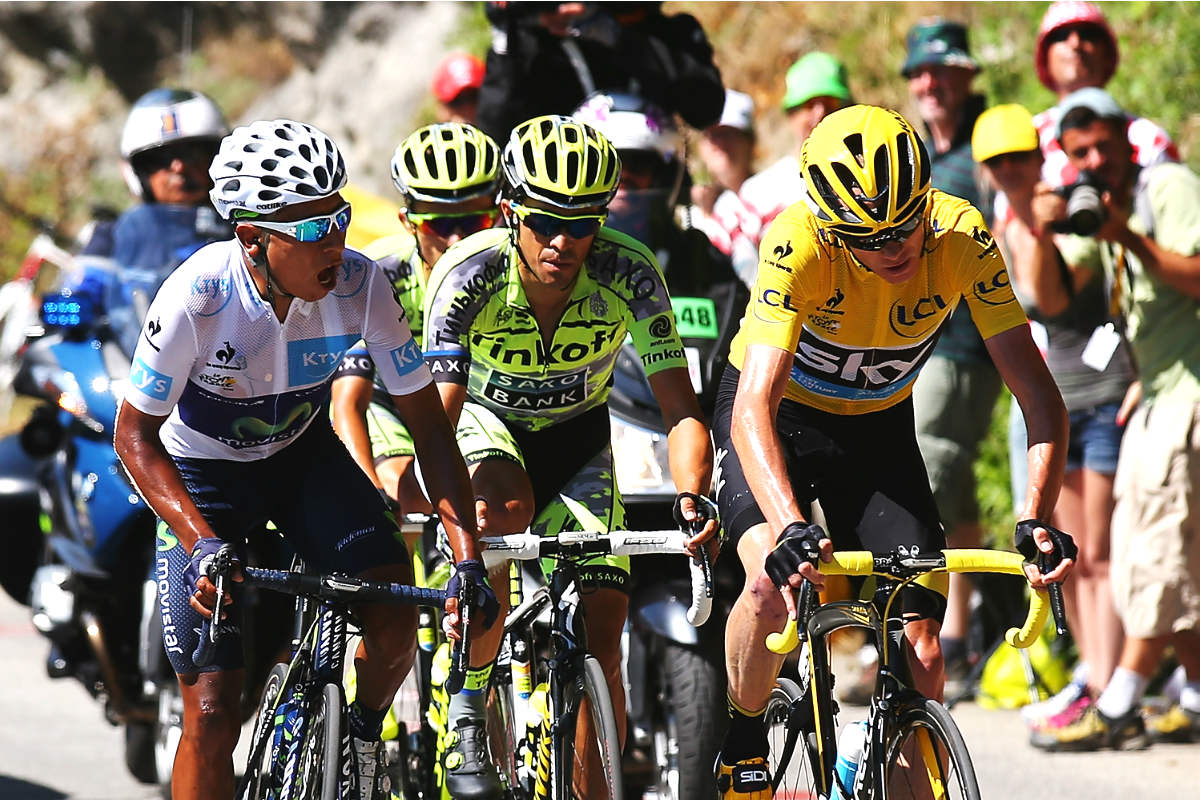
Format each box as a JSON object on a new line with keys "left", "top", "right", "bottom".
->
{"left": 331, "top": 122, "right": 512, "bottom": 522}
{"left": 710, "top": 105, "right": 1076, "bottom": 799}
{"left": 422, "top": 114, "right": 719, "bottom": 799}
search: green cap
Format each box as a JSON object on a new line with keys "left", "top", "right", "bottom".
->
{"left": 901, "top": 19, "right": 979, "bottom": 77}
{"left": 783, "top": 52, "right": 852, "bottom": 111}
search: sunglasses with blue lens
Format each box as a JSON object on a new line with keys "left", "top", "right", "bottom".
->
{"left": 511, "top": 203, "right": 606, "bottom": 239}
{"left": 251, "top": 202, "right": 353, "bottom": 243}
{"left": 836, "top": 211, "right": 923, "bottom": 252}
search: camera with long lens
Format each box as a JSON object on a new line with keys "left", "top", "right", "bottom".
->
{"left": 1051, "top": 170, "right": 1108, "bottom": 236}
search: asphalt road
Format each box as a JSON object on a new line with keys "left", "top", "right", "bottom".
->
{"left": 0, "top": 587, "right": 1196, "bottom": 799}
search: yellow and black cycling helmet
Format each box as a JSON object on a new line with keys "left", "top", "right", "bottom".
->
{"left": 799, "top": 104, "right": 931, "bottom": 237}
{"left": 501, "top": 115, "right": 621, "bottom": 209}
{"left": 390, "top": 122, "right": 501, "bottom": 205}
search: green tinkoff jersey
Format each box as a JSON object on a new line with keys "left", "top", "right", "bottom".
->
{"left": 422, "top": 227, "right": 687, "bottom": 432}
{"left": 362, "top": 233, "right": 428, "bottom": 344}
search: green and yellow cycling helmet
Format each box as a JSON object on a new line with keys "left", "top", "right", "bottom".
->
{"left": 502, "top": 115, "right": 621, "bottom": 210}
{"left": 390, "top": 122, "right": 501, "bottom": 205}
{"left": 799, "top": 104, "right": 931, "bottom": 237}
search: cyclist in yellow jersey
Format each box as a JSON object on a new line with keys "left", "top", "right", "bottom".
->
{"left": 424, "top": 115, "right": 719, "bottom": 799}
{"left": 711, "top": 105, "right": 1074, "bottom": 799}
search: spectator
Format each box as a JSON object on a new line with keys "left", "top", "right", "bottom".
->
{"left": 475, "top": 2, "right": 724, "bottom": 141}
{"left": 902, "top": 19, "right": 1000, "bottom": 679}
{"left": 431, "top": 52, "right": 485, "bottom": 124}
{"left": 738, "top": 52, "right": 852, "bottom": 256}
{"left": 974, "top": 104, "right": 1133, "bottom": 733}
{"left": 1027, "top": 88, "right": 1200, "bottom": 751}
{"left": 689, "top": 89, "right": 761, "bottom": 285}
{"left": 1033, "top": 0, "right": 1178, "bottom": 189}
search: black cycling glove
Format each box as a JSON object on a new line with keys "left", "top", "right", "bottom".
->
{"left": 672, "top": 491, "right": 720, "bottom": 536}
{"left": 764, "top": 521, "right": 827, "bottom": 590}
{"left": 446, "top": 559, "right": 500, "bottom": 630}
{"left": 1014, "top": 519, "right": 1078, "bottom": 573}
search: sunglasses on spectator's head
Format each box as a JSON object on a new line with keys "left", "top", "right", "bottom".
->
{"left": 836, "top": 211, "right": 923, "bottom": 252}
{"left": 407, "top": 209, "right": 499, "bottom": 238}
{"left": 135, "top": 141, "right": 218, "bottom": 172}
{"left": 250, "top": 203, "right": 352, "bottom": 243}
{"left": 510, "top": 202, "right": 606, "bottom": 239}
{"left": 1045, "top": 23, "right": 1109, "bottom": 45}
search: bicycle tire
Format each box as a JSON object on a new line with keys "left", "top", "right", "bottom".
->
{"left": 485, "top": 678, "right": 523, "bottom": 793}
{"left": 765, "top": 676, "right": 823, "bottom": 799}
{"left": 296, "top": 682, "right": 347, "bottom": 800}
{"left": 879, "top": 698, "right": 980, "bottom": 800}
{"left": 240, "top": 662, "right": 290, "bottom": 800}
{"left": 551, "top": 655, "right": 624, "bottom": 800}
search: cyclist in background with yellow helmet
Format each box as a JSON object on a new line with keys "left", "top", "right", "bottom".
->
{"left": 710, "top": 104, "right": 1074, "bottom": 799}
{"left": 422, "top": 114, "right": 719, "bottom": 798}
{"left": 331, "top": 122, "right": 510, "bottom": 520}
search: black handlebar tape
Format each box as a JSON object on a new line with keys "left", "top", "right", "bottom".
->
{"left": 1047, "top": 582, "right": 1069, "bottom": 636}
{"left": 446, "top": 580, "right": 474, "bottom": 695}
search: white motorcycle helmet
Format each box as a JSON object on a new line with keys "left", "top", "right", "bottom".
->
{"left": 120, "top": 88, "right": 229, "bottom": 201}
{"left": 573, "top": 91, "right": 685, "bottom": 207}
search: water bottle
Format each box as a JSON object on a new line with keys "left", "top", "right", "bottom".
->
{"left": 834, "top": 720, "right": 867, "bottom": 800}
{"left": 511, "top": 636, "right": 533, "bottom": 701}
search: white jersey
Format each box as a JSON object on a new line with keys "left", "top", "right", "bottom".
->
{"left": 124, "top": 239, "right": 431, "bottom": 460}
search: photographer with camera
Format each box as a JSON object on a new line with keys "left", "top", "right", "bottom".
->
{"left": 1026, "top": 87, "right": 1200, "bottom": 751}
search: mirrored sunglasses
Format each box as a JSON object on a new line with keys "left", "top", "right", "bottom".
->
{"left": 408, "top": 210, "right": 499, "bottom": 238}
{"left": 836, "top": 212, "right": 922, "bottom": 252}
{"left": 512, "top": 203, "right": 606, "bottom": 239}
{"left": 252, "top": 203, "right": 353, "bottom": 243}
{"left": 135, "top": 141, "right": 218, "bottom": 171}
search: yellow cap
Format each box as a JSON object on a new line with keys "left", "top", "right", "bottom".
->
{"left": 972, "top": 104, "right": 1039, "bottom": 163}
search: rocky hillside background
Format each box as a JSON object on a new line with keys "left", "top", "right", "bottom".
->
{"left": 3, "top": 2, "right": 1198, "bottom": 275}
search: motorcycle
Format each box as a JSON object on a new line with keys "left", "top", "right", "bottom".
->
{"left": 609, "top": 273, "right": 748, "bottom": 799}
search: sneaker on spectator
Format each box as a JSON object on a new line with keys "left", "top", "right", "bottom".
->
{"left": 1029, "top": 705, "right": 1149, "bottom": 752}
{"left": 1021, "top": 679, "right": 1086, "bottom": 726}
{"left": 1146, "top": 704, "right": 1200, "bottom": 743}
{"left": 1028, "top": 693, "right": 1092, "bottom": 734}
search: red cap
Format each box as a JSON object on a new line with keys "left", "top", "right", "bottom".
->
{"left": 1035, "top": 1, "right": 1119, "bottom": 90}
{"left": 432, "top": 53, "right": 485, "bottom": 104}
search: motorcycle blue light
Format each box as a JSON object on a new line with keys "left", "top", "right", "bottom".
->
{"left": 41, "top": 291, "right": 96, "bottom": 329}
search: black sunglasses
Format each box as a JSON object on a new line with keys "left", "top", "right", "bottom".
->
{"left": 134, "top": 141, "right": 218, "bottom": 172}
{"left": 836, "top": 212, "right": 923, "bottom": 252}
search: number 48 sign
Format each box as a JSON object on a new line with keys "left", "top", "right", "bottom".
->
{"left": 671, "top": 297, "right": 719, "bottom": 339}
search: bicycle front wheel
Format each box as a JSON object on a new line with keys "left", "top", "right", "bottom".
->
{"left": 551, "top": 655, "right": 624, "bottom": 800}
{"left": 881, "top": 698, "right": 980, "bottom": 800}
{"left": 240, "top": 662, "right": 289, "bottom": 800}
{"left": 765, "top": 676, "right": 824, "bottom": 800}
{"left": 297, "top": 682, "right": 349, "bottom": 800}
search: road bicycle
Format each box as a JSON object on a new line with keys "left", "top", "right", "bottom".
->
{"left": 195, "top": 543, "right": 465, "bottom": 800}
{"left": 763, "top": 546, "right": 1068, "bottom": 800}
{"left": 474, "top": 527, "right": 713, "bottom": 800}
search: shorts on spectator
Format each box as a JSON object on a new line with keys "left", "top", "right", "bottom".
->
{"left": 912, "top": 354, "right": 1002, "bottom": 529}
{"left": 1110, "top": 399, "right": 1200, "bottom": 639}
{"left": 1066, "top": 401, "right": 1124, "bottom": 475}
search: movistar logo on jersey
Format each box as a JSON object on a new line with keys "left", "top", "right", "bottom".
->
{"left": 156, "top": 523, "right": 179, "bottom": 552}
{"left": 287, "top": 334, "right": 360, "bottom": 386}
{"left": 481, "top": 369, "right": 588, "bottom": 410}
{"left": 131, "top": 357, "right": 173, "bottom": 401}
{"left": 389, "top": 339, "right": 424, "bottom": 376}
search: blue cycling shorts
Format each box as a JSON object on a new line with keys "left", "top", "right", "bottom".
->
{"left": 155, "top": 416, "right": 407, "bottom": 675}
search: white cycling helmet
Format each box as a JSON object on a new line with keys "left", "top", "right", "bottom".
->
{"left": 573, "top": 92, "right": 681, "bottom": 161}
{"left": 120, "top": 88, "right": 229, "bottom": 199}
{"left": 209, "top": 119, "right": 348, "bottom": 220}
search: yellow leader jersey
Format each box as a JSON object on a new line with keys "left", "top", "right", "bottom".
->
{"left": 728, "top": 190, "right": 1027, "bottom": 415}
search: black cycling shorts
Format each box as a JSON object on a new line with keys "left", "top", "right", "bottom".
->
{"left": 713, "top": 365, "right": 947, "bottom": 621}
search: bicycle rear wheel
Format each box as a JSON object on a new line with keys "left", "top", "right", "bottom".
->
{"left": 881, "top": 698, "right": 980, "bottom": 800}
{"left": 297, "top": 682, "right": 349, "bottom": 800}
{"left": 551, "top": 655, "right": 624, "bottom": 800}
{"left": 765, "top": 676, "right": 824, "bottom": 800}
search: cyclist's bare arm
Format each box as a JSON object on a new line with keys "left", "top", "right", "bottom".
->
{"left": 647, "top": 365, "right": 718, "bottom": 550}
{"left": 390, "top": 382, "right": 478, "bottom": 564}
{"left": 434, "top": 379, "right": 467, "bottom": 428}
{"left": 114, "top": 401, "right": 225, "bottom": 615}
{"left": 330, "top": 373, "right": 383, "bottom": 489}
{"left": 731, "top": 344, "right": 833, "bottom": 584}
{"left": 984, "top": 324, "right": 1073, "bottom": 587}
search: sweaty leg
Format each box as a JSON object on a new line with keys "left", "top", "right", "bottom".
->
{"left": 354, "top": 562, "right": 420, "bottom": 714}
{"left": 576, "top": 588, "right": 630, "bottom": 799}
{"left": 171, "top": 670, "right": 244, "bottom": 800}
{"left": 904, "top": 618, "right": 945, "bottom": 703}
{"left": 725, "top": 523, "right": 790, "bottom": 716}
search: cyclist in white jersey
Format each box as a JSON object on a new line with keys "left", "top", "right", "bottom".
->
{"left": 114, "top": 119, "right": 497, "bottom": 800}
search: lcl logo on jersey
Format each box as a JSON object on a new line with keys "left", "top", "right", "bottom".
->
{"left": 972, "top": 266, "right": 1012, "bottom": 306}
{"left": 889, "top": 293, "right": 949, "bottom": 339}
